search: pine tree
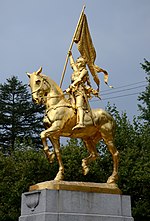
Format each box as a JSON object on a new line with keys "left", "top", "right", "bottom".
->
{"left": 0, "top": 76, "right": 44, "bottom": 154}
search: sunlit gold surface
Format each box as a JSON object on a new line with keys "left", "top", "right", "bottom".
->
{"left": 74, "top": 13, "right": 109, "bottom": 91}
{"left": 26, "top": 6, "right": 119, "bottom": 185}
{"left": 29, "top": 180, "right": 122, "bottom": 194}
{"left": 66, "top": 51, "right": 98, "bottom": 129}
{"left": 60, "top": 5, "right": 109, "bottom": 90}
{"left": 27, "top": 67, "right": 119, "bottom": 185}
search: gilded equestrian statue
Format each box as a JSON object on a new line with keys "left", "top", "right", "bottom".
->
{"left": 27, "top": 67, "right": 119, "bottom": 184}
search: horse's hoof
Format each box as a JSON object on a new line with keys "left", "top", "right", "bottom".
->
{"left": 48, "top": 152, "right": 55, "bottom": 163}
{"left": 83, "top": 166, "right": 89, "bottom": 176}
{"left": 54, "top": 171, "right": 64, "bottom": 181}
{"left": 107, "top": 175, "right": 117, "bottom": 184}
{"left": 82, "top": 159, "right": 89, "bottom": 175}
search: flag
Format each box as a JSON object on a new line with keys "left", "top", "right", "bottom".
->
{"left": 74, "top": 14, "right": 109, "bottom": 91}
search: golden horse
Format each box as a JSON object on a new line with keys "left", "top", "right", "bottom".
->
{"left": 27, "top": 67, "right": 119, "bottom": 184}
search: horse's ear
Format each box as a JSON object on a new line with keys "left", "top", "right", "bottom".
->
{"left": 36, "top": 67, "right": 42, "bottom": 75}
{"left": 26, "top": 72, "right": 31, "bottom": 78}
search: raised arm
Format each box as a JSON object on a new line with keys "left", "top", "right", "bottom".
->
{"left": 68, "top": 51, "right": 78, "bottom": 72}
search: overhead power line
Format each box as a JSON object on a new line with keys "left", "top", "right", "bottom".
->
{"left": 101, "top": 84, "right": 146, "bottom": 96}
{"left": 102, "top": 92, "right": 142, "bottom": 101}
{"left": 89, "top": 80, "right": 147, "bottom": 102}
{"left": 101, "top": 80, "right": 146, "bottom": 93}
{"left": 90, "top": 91, "right": 142, "bottom": 102}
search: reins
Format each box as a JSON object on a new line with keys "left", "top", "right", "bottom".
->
{"left": 31, "top": 77, "right": 45, "bottom": 95}
{"left": 32, "top": 75, "right": 68, "bottom": 99}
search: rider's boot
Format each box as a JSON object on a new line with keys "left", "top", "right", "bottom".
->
{"left": 72, "top": 107, "right": 85, "bottom": 130}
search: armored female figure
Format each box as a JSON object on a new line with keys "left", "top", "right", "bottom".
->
{"left": 66, "top": 51, "right": 98, "bottom": 130}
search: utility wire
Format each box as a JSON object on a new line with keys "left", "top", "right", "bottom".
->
{"left": 101, "top": 84, "right": 146, "bottom": 96}
{"left": 90, "top": 91, "right": 142, "bottom": 102}
{"left": 88, "top": 80, "right": 146, "bottom": 102}
{"left": 102, "top": 91, "right": 142, "bottom": 101}
{"left": 100, "top": 80, "right": 146, "bottom": 93}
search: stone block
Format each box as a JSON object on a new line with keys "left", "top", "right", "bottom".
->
{"left": 19, "top": 181, "right": 134, "bottom": 221}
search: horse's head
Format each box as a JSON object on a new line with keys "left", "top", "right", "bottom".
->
{"left": 27, "top": 67, "right": 50, "bottom": 104}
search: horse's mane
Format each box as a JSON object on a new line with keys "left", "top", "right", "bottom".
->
{"left": 42, "top": 74, "right": 64, "bottom": 95}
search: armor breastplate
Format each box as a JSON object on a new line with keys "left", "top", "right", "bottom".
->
{"left": 71, "top": 69, "right": 88, "bottom": 84}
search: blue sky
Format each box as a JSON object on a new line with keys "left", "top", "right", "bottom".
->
{"left": 0, "top": 0, "right": 149, "bottom": 120}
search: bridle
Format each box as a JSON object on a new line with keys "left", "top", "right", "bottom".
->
{"left": 31, "top": 75, "right": 65, "bottom": 99}
{"left": 31, "top": 76, "right": 50, "bottom": 95}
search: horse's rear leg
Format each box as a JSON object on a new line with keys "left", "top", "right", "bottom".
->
{"left": 82, "top": 139, "right": 99, "bottom": 175}
{"left": 104, "top": 138, "right": 119, "bottom": 184}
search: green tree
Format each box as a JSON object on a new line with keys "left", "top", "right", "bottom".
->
{"left": 133, "top": 59, "right": 150, "bottom": 220}
{"left": 138, "top": 59, "right": 150, "bottom": 124}
{"left": 106, "top": 102, "right": 150, "bottom": 220}
{"left": 0, "top": 76, "right": 44, "bottom": 154}
{"left": 61, "top": 138, "right": 112, "bottom": 183}
{"left": 0, "top": 149, "right": 53, "bottom": 221}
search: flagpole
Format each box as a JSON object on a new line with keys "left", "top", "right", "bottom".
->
{"left": 59, "top": 5, "right": 86, "bottom": 88}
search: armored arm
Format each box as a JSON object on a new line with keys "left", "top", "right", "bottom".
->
{"left": 68, "top": 51, "right": 78, "bottom": 72}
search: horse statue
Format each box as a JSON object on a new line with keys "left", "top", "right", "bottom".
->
{"left": 27, "top": 67, "right": 119, "bottom": 184}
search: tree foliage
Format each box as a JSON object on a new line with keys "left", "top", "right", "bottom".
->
{"left": 106, "top": 104, "right": 150, "bottom": 220}
{"left": 138, "top": 59, "right": 150, "bottom": 124}
{"left": 61, "top": 138, "right": 110, "bottom": 183}
{"left": 0, "top": 76, "right": 44, "bottom": 154}
{"left": 0, "top": 150, "right": 52, "bottom": 221}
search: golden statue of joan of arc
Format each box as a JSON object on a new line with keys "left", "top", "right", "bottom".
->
{"left": 66, "top": 51, "right": 98, "bottom": 130}
{"left": 27, "top": 6, "right": 119, "bottom": 185}
{"left": 60, "top": 5, "right": 110, "bottom": 130}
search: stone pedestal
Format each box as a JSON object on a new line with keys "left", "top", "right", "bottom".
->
{"left": 19, "top": 181, "right": 134, "bottom": 221}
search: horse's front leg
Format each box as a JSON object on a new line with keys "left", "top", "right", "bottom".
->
{"left": 42, "top": 116, "right": 55, "bottom": 163}
{"left": 40, "top": 123, "right": 64, "bottom": 181}
{"left": 41, "top": 134, "right": 55, "bottom": 164}
{"left": 50, "top": 136, "right": 64, "bottom": 181}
